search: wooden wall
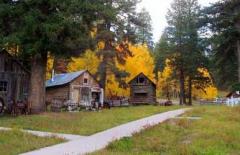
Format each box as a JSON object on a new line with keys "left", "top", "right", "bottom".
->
{"left": 129, "top": 74, "right": 156, "bottom": 105}
{"left": 70, "top": 71, "right": 100, "bottom": 88}
{"left": 0, "top": 51, "right": 30, "bottom": 105}
{"left": 70, "top": 72, "right": 100, "bottom": 105}
{"left": 46, "top": 71, "right": 101, "bottom": 105}
{"left": 46, "top": 85, "right": 70, "bottom": 102}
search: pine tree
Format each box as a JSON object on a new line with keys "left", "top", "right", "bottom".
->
{"left": 155, "top": 0, "right": 211, "bottom": 105}
{"left": 95, "top": 0, "right": 141, "bottom": 91}
{"left": 165, "top": 0, "right": 195, "bottom": 105}
{"left": 203, "top": 0, "right": 240, "bottom": 88}
{"left": 154, "top": 29, "right": 170, "bottom": 81}
{"left": 135, "top": 8, "right": 154, "bottom": 49}
{"left": 0, "top": 0, "right": 103, "bottom": 113}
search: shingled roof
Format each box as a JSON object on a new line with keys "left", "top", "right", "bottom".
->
{"left": 46, "top": 70, "right": 86, "bottom": 88}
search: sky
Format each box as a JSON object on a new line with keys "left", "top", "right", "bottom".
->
{"left": 138, "top": 0, "right": 220, "bottom": 42}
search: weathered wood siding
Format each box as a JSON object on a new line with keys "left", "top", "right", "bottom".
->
{"left": 0, "top": 51, "right": 30, "bottom": 105}
{"left": 70, "top": 72, "right": 99, "bottom": 88}
{"left": 129, "top": 74, "right": 156, "bottom": 105}
{"left": 70, "top": 72, "right": 100, "bottom": 105}
{"left": 46, "top": 71, "right": 101, "bottom": 105}
{"left": 46, "top": 84, "right": 70, "bottom": 102}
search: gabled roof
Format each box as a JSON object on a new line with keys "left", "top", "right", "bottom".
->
{"left": 128, "top": 72, "right": 156, "bottom": 86}
{"left": 226, "top": 91, "right": 240, "bottom": 98}
{"left": 46, "top": 70, "right": 86, "bottom": 88}
{"left": 0, "top": 49, "right": 30, "bottom": 74}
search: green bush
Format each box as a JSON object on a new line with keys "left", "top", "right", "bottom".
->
{"left": 232, "top": 83, "right": 240, "bottom": 91}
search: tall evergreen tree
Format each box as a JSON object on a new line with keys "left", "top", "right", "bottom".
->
{"left": 155, "top": 0, "right": 210, "bottom": 105}
{"left": 135, "top": 8, "right": 154, "bottom": 49}
{"left": 154, "top": 29, "right": 170, "bottom": 80}
{"left": 203, "top": 0, "right": 240, "bottom": 88}
{"left": 182, "top": 0, "right": 211, "bottom": 105}
{"left": 0, "top": 0, "right": 103, "bottom": 113}
{"left": 165, "top": 0, "right": 195, "bottom": 105}
{"left": 95, "top": 0, "right": 141, "bottom": 91}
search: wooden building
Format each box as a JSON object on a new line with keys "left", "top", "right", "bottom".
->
{"left": 0, "top": 50, "right": 30, "bottom": 113}
{"left": 128, "top": 73, "right": 156, "bottom": 105}
{"left": 226, "top": 91, "right": 240, "bottom": 99}
{"left": 46, "top": 70, "right": 103, "bottom": 108}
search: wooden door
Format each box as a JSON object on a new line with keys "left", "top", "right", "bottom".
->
{"left": 81, "top": 87, "right": 91, "bottom": 106}
{"left": 72, "top": 88, "right": 80, "bottom": 104}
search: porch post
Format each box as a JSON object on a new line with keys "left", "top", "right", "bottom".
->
{"left": 100, "top": 88, "right": 104, "bottom": 107}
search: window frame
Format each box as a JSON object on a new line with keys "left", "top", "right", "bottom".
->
{"left": 137, "top": 77, "right": 145, "bottom": 84}
{"left": 83, "top": 78, "right": 88, "bottom": 84}
{"left": 0, "top": 81, "right": 8, "bottom": 92}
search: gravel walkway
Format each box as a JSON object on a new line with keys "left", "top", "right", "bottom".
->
{"left": 20, "top": 108, "right": 189, "bottom": 155}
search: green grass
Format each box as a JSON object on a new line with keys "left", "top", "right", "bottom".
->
{"left": 0, "top": 130, "right": 64, "bottom": 155}
{"left": 0, "top": 105, "right": 181, "bottom": 135}
{"left": 94, "top": 105, "right": 240, "bottom": 155}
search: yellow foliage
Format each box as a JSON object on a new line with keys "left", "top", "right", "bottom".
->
{"left": 45, "top": 44, "right": 218, "bottom": 100}
{"left": 192, "top": 68, "right": 218, "bottom": 99}
{"left": 46, "top": 54, "right": 54, "bottom": 80}
{"left": 157, "top": 62, "right": 218, "bottom": 100}
{"left": 157, "top": 59, "right": 176, "bottom": 97}
{"left": 125, "top": 44, "right": 155, "bottom": 81}
{"left": 194, "top": 86, "right": 218, "bottom": 100}
{"left": 46, "top": 44, "right": 155, "bottom": 98}
{"left": 97, "top": 42, "right": 105, "bottom": 50}
{"left": 68, "top": 50, "right": 100, "bottom": 74}
{"left": 105, "top": 74, "right": 130, "bottom": 97}
{"left": 90, "top": 28, "right": 97, "bottom": 38}
{"left": 158, "top": 59, "right": 173, "bottom": 84}
{"left": 105, "top": 44, "right": 155, "bottom": 97}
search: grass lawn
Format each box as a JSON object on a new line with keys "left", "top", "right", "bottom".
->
{"left": 0, "top": 105, "right": 181, "bottom": 136}
{"left": 94, "top": 105, "right": 240, "bottom": 155}
{"left": 0, "top": 130, "right": 64, "bottom": 155}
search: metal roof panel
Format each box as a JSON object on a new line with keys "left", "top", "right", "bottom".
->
{"left": 46, "top": 70, "right": 86, "bottom": 88}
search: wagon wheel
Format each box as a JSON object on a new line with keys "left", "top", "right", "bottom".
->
{"left": 0, "top": 98, "right": 4, "bottom": 114}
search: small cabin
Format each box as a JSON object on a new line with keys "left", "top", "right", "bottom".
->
{"left": 0, "top": 50, "right": 30, "bottom": 112}
{"left": 46, "top": 70, "right": 103, "bottom": 107}
{"left": 128, "top": 73, "right": 156, "bottom": 105}
{"left": 226, "top": 91, "right": 240, "bottom": 106}
{"left": 226, "top": 91, "right": 240, "bottom": 99}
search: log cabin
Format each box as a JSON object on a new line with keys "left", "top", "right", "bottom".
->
{"left": 128, "top": 73, "right": 156, "bottom": 105}
{"left": 0, "top": 50, "right": 30, "bottom": 113}
{"left": 46, "top": 70, "right": 104, "bottom": 108}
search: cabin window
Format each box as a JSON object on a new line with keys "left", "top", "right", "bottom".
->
{"left": 137, "top": 77, "right": 145, "bottom": 84}
{"left": 0, "top": 81, "right": 8, "bottom": 92}
{"left": 84, "top": 78, "right": 88, "bottom": 84}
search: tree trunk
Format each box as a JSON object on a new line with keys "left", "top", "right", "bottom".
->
{"left": 188, "top": 77, "right": 192, "bottom": 106}
{"left": 28, "top": 53, "right": 47, "bottom": 114}
{"left": 53, "top": 57, "right": 69, "bottom": 74}
{"left": 179, "top": 68, "right": 186, "bottom": 105}
{"left": 237, "top": 40, "right": 240, "bottom": 82}
{"left": 99, "top": 57, "right": 107, "bottom": 91}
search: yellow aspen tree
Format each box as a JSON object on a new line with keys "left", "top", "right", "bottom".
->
{"left": 68, "top": 50, "right": 100, "bottom": 74}
{"left": 105, "top": 44, "right": 155, "bottom": 97}
{"left": 46, "top": 54, "right": 54, "bottom": 80}
{"left": 192, "top": 68, "right": 218, "bottom": 99}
